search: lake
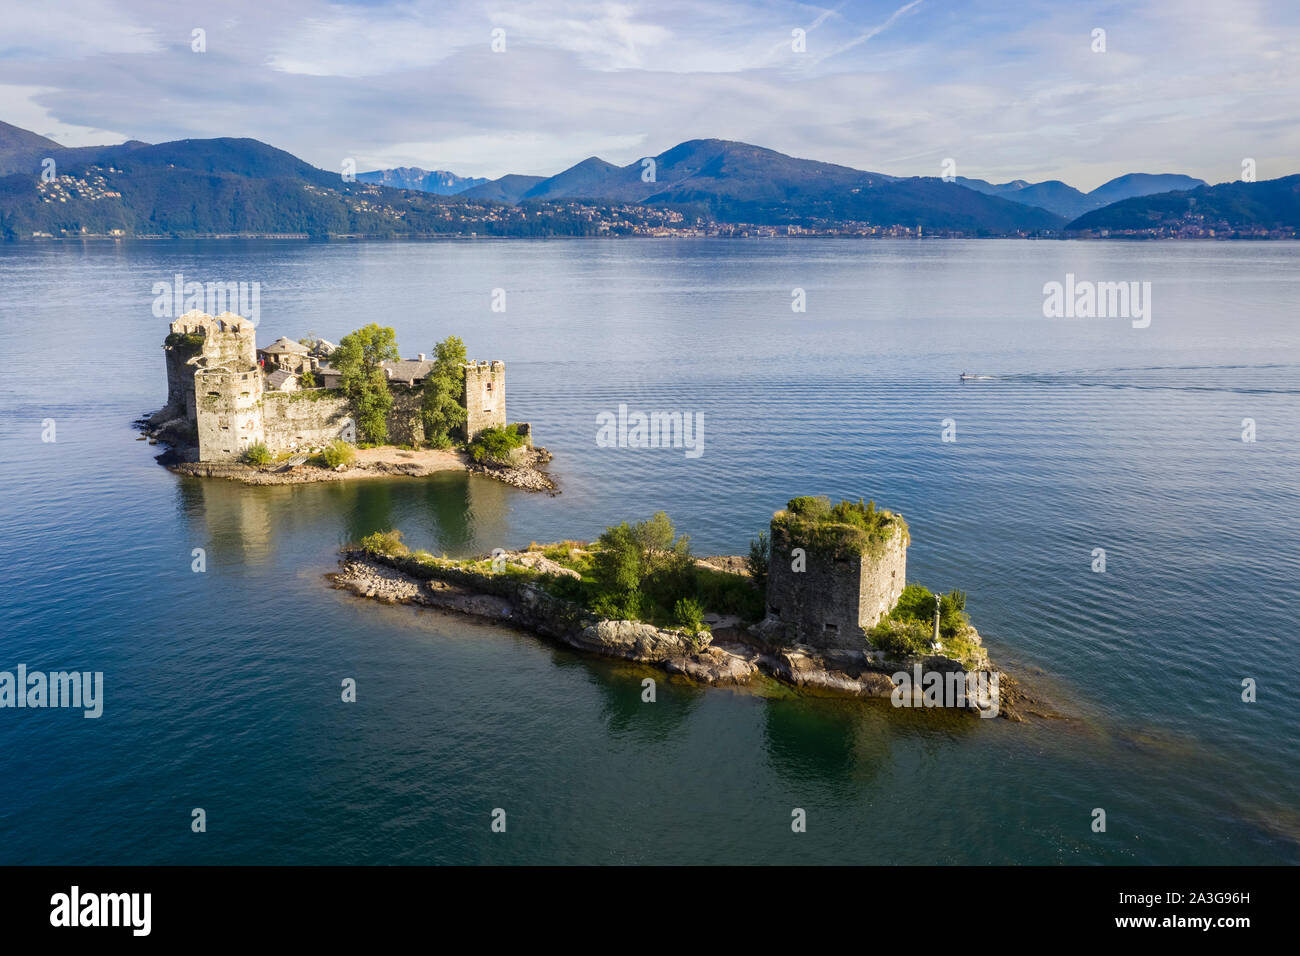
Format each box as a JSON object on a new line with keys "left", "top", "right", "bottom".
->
{"left": 1, "top": 237, "right": 1297, "bottom": 864}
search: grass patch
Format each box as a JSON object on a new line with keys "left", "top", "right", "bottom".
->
{"left": 771, "top": 495, "right": 907, "bottom": 559}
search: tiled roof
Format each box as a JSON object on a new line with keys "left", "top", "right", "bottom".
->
{"left": 382, "top": 359, "right": 436, "bottom": 383}
{"left": 266, "top": 368, "right": 295, "bottom": 389}
{"left": 262, "top": 336, "right": 310, "bottom": 354}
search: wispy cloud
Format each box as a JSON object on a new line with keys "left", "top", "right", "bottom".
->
{"left": 0, "top": 0, "right": 1296, "bottom": 189}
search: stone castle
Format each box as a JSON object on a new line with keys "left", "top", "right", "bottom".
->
{"left": 157, "top": 311, "right": 511, "bottom": 462}
{"left": 761, "top": 500, "right": 908, "bottom": 650}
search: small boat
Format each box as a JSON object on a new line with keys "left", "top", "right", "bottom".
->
{"left": 959, "top": 372, "right": 993, "bottom": 381}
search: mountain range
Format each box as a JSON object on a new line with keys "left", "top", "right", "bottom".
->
{"left": 0, "top": 120, "right": 1291, "bottom": 239}
{"left": 355, "top": 166, "right": 488, "bottom": 194}
{"left": 955, "top": 172, "right": 1208, "bottom": 220}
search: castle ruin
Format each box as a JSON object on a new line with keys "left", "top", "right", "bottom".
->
{"left": 156, "top": 311, "right": 512, "bottom": 462}
{"left": 761, "top": 498, "right": 908, "bottom": 650}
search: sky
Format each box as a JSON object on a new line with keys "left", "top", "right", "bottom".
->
{"left": 1, "top": 0, "right": 1297, "bottom": 190}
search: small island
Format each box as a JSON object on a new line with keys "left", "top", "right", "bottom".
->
{"left": 140, "top": 310, "right": 555, "bottom": 491}
{"left": 331, "top": 497, "right": 1033, "bottom": 719}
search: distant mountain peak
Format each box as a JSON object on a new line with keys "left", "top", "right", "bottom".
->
{"left": 355, "top": 166, "right": 489, "bottom": 195}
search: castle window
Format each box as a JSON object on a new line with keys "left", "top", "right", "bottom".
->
{"left": 824, "top": 623, "right": 839, "bottom": 633}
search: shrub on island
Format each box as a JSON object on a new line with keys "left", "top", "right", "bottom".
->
{"left": 241, "top": 442, "right": 271, "bottom": 467}
{"left": 868, "top": 583, "right": 974, "bottom": 657}
{"left": 359, "top": 529, "right": 408, "bottom": 556}
{"left": 469, "top": 424, "right": 527, "bottom": 464}
{"left": 320, "top": 440, "right": 355, "bottom": 468}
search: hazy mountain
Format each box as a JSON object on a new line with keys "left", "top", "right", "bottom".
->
{"left": 1064, "top": 175, "right": 1300, "bottom": 235}
{"left": 1087, "top": 173, "right": 1208, "bottom": 206}
{"left": 957, "top": 172, "right": 1208, "bottom": 219}
{"left": 356, "top": 166, "right": 488, "bottom": 194}
{"left": 460, "top": 174, "right": 546, "bottom": 203}
{"left": 496, "top": 139, "right": 894, "bottom": 205}
{"left": 0, "top": 121, "right": 66, "bottom": 175}
{"left": 462, "top": 138, "right": 1060, "bottom": 232}
{"left": 956, "top": 177, "right": 1090, "bottom": 218}
{"left": 0, "top": 120, "right": 1275, "bottom": 239}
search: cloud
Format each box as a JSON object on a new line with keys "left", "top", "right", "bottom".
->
{"left": 0, "top": 0, "right": 1296, "bottom": 189}
{"left": 0, "top": 0, "right": 160, "bottom": 58}
{"left": 0, "top": 85, "right": 133, "bottom": 146}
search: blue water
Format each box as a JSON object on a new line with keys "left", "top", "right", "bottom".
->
{"left": 1, "top": 239, "right": 1298, "bottom": 864}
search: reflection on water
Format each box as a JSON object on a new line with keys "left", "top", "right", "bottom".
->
{"left": 179, "top": 476, "right": 273, "bottom": 565}
{"left": 3, "top": 239, "right": 1299, "bottom": 864}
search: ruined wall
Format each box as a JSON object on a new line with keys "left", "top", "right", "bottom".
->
{"left": 463, "top": 361, "right": 506, "bottom": 439}
{"left": 162, "top": 311, "right": 258, "bottom": 425}
{"left": 385, "top": 387, "right": 426, "bottom": 447}
{"left": 162, "top": 345, "right": 199, "bottom": 422}
{"left": 260, "top": 392, "right": 351, "bottom": 456}
{"left": 765, "top": 523, "right": 907, "bottom": 650}
{"left": 858, "top": 530, "right": 907, "bottom": 628}
{"left": 258, "top": 388, "right": 425, "bottom": 456}
{"left": 195, "top": 366, "right": 264, "bottom": 462}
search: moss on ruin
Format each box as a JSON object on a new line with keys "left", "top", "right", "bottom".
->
{"left": 770, "top": 495, "right": 908, "bottom": 559}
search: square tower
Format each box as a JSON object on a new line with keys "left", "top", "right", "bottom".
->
{"left": 462, "top": 360, "right": 506, "bottom": 439}
{"left": 764, "top": 497, "right": 908, "bottom": 650}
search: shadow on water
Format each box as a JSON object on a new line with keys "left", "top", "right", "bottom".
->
{"left": 547, "top": 650, "right": 704, "bottom": 741}
{"left": 759, "top": 693, "right": 990, "bottom": 786}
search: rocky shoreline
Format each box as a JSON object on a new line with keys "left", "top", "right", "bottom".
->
{"left": 136, "top": 413, "right": 558, "bottom": 492}
{"left": 329, "top": 549, "right": 1038, "bottom": 719}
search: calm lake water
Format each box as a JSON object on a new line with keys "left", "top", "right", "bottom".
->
{"left": 1, "top": 238, "right": 1298, "bottom": 864}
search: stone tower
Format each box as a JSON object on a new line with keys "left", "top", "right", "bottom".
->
{"left": 762, "top": 498, "right": 908, "bottom": 650}
{"left": 162, "top": 310, "right": 265, "bottom": 462}
{"left": 462, "top": 360, "right": 506, "bottom": 439}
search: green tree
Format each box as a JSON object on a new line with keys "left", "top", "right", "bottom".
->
{"left": 334, "top": 324, "right": 399, "bottom": 443}
{"left": 591, "top": 511, "right": 693, "bottom": 619}
{"left": 747, "top": 531, "right": 770, "bottom": 590}
{"left": 421, "top": 335, "right": 467, "bottom": 446}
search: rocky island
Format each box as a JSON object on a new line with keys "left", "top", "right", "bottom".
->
{"left": 140, "top": 310, "right": 556, "bottom": 492}
{"left": 331, "top": 497, "right": 1034, "bottom": 719}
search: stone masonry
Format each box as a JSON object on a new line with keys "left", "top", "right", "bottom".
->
{"left": 462, "top": 361, "right": 506, "bottom": 439}
{"left": 764, "top": 515, "right": 907, "bottom": 650}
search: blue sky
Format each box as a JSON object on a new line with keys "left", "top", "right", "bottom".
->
{"left": 2, "top": 0, "right": 1296, "bottom": 189}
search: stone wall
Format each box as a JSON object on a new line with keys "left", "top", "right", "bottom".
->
{"left": 858, "top": 530, "right": 907, "bottom": 628}
{"left": 161, "top": 311, "right": 258, "bottom": 424}
{"left": 463, "top": 361, "right": 506, "bottom": 438}
{"left": 195, "top": 366, "right": 265, "bottom": 461}
{"left": 258, "top": 387, "right": 426, "bottom": 456}
{"left": 765, "top": 522, "right": 907, "bottom": 650}
{"left": 260, "top": 392, "right": 351, "bottom": 456}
